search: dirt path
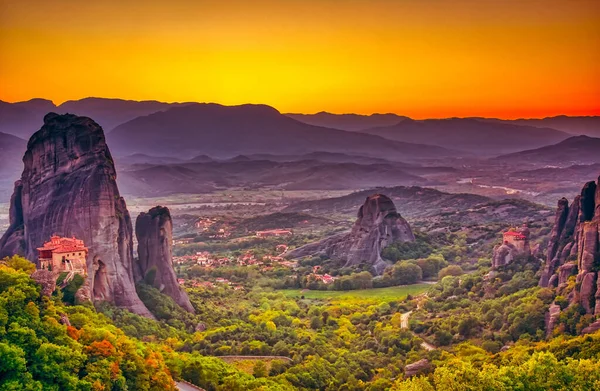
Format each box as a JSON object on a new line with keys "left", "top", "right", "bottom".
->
{"left": 401, "top": 294, "right": 437, "bottom": 351}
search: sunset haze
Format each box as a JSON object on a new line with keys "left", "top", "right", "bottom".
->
{"left": 1, "top": 0, "right": 598, "bottom": 118}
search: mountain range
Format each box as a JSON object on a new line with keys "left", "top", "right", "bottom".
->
{"left": 496, "top": 135, "right": 600, "bottom": 166}
{"left": 358, "top": 118, "right": 569, "bottom": 155}
{"left": 1, "top": 98, "right": 597, "bottom": 159}
{"left": 286, "top": 112, "right": 408, "bottom": 131}
{"left": 106, "top": 103, "right": 456, "bottom": 160}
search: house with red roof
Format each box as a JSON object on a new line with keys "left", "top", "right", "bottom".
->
{"left": 37, "top": 235, "right": 88, "bottom": 275}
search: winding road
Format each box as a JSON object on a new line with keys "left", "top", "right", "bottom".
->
{"left": 401, "top": 299, "right": 436, "bottom": 351}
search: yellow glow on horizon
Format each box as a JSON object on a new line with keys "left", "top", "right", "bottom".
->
{"left": 0, "top": 0, "right": 598, "bottom": 118}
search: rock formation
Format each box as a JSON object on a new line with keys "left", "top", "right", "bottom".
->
{"left": 0, "top": 113, "right": 152, "bottom": 317}
{"left": 286, "top": 194, "right": 414, "bottom": 274}
{"left": 31, "top": 269, "right": 56, "bottom": 297}
{"left": 135, "top": 206, "right": 194, "bottom": 313}
{"left": 404, "top": 359, "right": 431, "bottom": 377}
{"left": 491, "top": 224, "right": 531, "bottom": 269}
{"left": 541, "top": 176, "right": 600, "bottom": 335}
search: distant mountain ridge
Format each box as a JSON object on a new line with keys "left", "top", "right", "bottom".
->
{"left": 106, "top": 103, "right": 458, "bottom": 160}
{"left": 285, "top": 112, "right": 409, "bottom": 131}
{"left": 495, "top": 135, "right": 600, "bottom": 166}
{"left": 359, "top": 118, "right": 569, "bottom": 155}
{"left": 498, "top": 115, "right": 600, "bottom": 137}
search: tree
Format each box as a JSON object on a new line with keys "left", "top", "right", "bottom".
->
{"left": 253, "top": 360, "right": 268, "bottom": 378}
{"left": 1, "top": 255, "right": 36, "bottom": 275}
{"left": 438, "top": 265, "right": 464, "bottom": 279}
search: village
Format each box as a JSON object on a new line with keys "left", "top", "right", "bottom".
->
{"left": 172, "top": 222, "right": 337, "bottom": 290}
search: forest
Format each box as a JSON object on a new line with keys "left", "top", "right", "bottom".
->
{"left": 1, "top": 249, "right": 599, "bottom": 391}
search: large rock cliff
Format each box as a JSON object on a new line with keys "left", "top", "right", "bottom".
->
{"left": 541, "top": 176, "right": 600, "bottom": 334}
{"left": 0, "top": 113, "right": 152, "bottom": 317}
{"left": 286, "top": 194, "right": 414, "bottom": 274}
{"left": 135, "top": 206, "right": 195, "bottom": 313}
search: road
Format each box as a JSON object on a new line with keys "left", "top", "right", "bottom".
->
{"left": 175, "top": 381, "right": 205, "bottom": 391}
{"left": 401, "top": 296, "right": 436, "bottom": 351}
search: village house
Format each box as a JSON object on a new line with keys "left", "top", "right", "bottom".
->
{"left": 310, "top": 273, "right": 335, "bottom": 284}
{"left": 195, "top": 217, "right": 216, "bottom": 231}
{"left": 37, "top": 235, "right": 88, "bottom": 275}
{"left": 256, "top": 229, "right": 293, "bottom": 238}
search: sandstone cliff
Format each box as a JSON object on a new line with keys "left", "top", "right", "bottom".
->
{"left": 0, "top": 113, "right": 152, "bottom": 317}
{"left": 135, "top": 206, "right": 195, "bottom": 313}
{"left": 541, "top": 176, "right": 600, "bottom": 334}
{"left": 286, "top": 194, "right": 414, "bottom": 274}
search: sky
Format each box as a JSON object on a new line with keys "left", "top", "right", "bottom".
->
{"left": 1, "top": 0, "right": 599, "bottom": 118}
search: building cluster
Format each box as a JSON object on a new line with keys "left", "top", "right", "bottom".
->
{"left": 256, "top": 229, "right": 293, "bottom": 238}
{"left": 37, "top": 235, "right": 88, "bottom": 276}
{"left": 195, "top": 217, "right": 217, "bottom": 231}
{"left": 173, "top": 249, "right": 297, "bottom": 270}
{"left": 308, "top": 265, "right": 335, "bottom": 284}
{"left": 177, "top": 277, "right": 244, "bottom": 291}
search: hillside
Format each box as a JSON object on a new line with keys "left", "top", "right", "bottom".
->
{"left": 219, "top": 151, "right": 411, "bottom": 166}
{"left": 117, "top": 160, "right": 430, "bottom": 196}
{"left": 284, "top": 186, "right": 551, "bottom": 232}
{"left": 285, "top": 112, "right": 408, "bottom": 131}
{"left": 505, "top": 115, "right": 600, "bottom": 137}
{"left": 496, "top": 135, "right": 600, "bottom": 166}
{"left": 360, "top": 118, "right": 568, "bottom": 155}
{"left": 107, "top": 103, "right": 459, "bottom": 160}
{"left": 284, "top": 186, "right": 490, "bottom": 218}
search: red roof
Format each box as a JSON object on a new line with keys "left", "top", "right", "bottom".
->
{"left": 37, "top": 235, "right": 88, "bottom": 254}
{"left": 503, "top": 231, "right": 526, "bottom": 239}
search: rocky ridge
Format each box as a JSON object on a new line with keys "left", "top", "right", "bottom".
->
{"left": 135, "top": 206, "right": 195, "bottom": 313}
{"left": 540, "top": 176, "right": 600, "bottom": 334}
{"left": 286, "top": 194, "right": 414, "bottom": 274}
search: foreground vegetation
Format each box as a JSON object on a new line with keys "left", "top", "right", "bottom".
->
{"left": 2, "top": 250, "right": 600, "bottom": 390}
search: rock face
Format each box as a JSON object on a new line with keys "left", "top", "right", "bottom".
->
{"left": 135, "top": 206, "right": 194, "bottom": 313}
{"left": 286, "top": 194, "right": 414, "bottom": 274}
{"left": 541, "top": 176, "right": 600, "bottom": 334}
{"left": 491, "top": 224, "right": 531, "bottom": 269}
{"left": 404, "top": 359, "right": 431, "bottom": 377}
{"left": 31, "top": 270, "right": 56, "bottom": 297}
{"left": 0, "top": 113, "right": 152, "bottom": 317}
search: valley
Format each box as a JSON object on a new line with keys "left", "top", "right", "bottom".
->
{"left": 0, "top": 107, "right": 598, "bottom": 391}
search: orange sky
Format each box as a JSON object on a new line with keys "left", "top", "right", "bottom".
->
{"left": 1, "top": 0, "right": 599, "bottom": 118}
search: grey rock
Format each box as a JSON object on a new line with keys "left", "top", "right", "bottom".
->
{"left": 135, "top": 206, "right": 194, "bottom": 313}
{"left": 404, "top": 359, "right": 431, "bottom": 377}
{"left": 287, "top": 194, "right": 414, "bottom": 274}
{"left": 31, "top": 269, "right": 56, "bottom": 297}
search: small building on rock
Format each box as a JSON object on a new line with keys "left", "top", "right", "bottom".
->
{"left": 37, "top": 236, "right": 88, "bottom": 275}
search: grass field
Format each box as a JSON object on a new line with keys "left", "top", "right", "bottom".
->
{"left": 279, "top": 284, "right": 431, "bottom": 301}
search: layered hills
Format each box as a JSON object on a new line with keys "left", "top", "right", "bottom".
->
{"left": 285, "top": 112, "right": 408, "bottom": 131}
{"left": 106, "top": 103, "right": 456, "bottom": 160}
{"left": 359, "top": 118, "right": 569, "bottom": 155}
{"left": 496, "top": 135, "right": 600, "bottom": 166}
